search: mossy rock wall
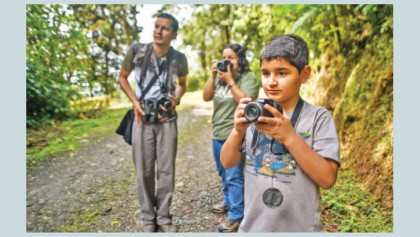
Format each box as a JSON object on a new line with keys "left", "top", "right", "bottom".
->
{"left": 309, "top": 34, "right": 393, "bottom": 211}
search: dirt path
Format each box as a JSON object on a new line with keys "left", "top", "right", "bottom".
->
{"left": 26, "top": 101, "right": 225, "bottom": 232}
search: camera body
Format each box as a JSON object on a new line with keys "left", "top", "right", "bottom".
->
{"left": 216, "top": 59, "right": 233, "bottom": 86}
{"left": 216, "top": 59, "right": 233, "bottom": 72}
{"left": 142, "top": 95, "right": 173, "bottom": 123}
{"left": 244, "top": 98, "right": 282, "bottom": 123}
{"left": 158, "top": 94, "right": 173, "bottom": 118}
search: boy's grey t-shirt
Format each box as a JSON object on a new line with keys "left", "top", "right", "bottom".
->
{"left": 239, "top": 100, "right": 340, "bottom": 232}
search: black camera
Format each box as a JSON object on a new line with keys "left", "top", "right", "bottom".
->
{"left": 158, "top": 94, "right": 173, "bottom": 118}
{"left": 142, "top": 95, "right": 173, "bottom": 123}
{"left": 244, "top": 98, "right": 282, "bottom": 123}
{"left": 216, "top": 59, "right": 233, "bottom": 72}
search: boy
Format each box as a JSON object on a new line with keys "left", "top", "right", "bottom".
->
{"left": 220, "top": 34, "right": 340, "bottom": 232}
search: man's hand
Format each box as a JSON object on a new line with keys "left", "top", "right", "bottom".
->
{"left": 168, "top": 94, "right": 180, "bottom": 108}
{"left": 133, "top": 101, "right": 144, "bottom": 124}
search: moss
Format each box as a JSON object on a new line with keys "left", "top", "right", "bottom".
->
{"left": 321, "top": 168, "right": 393, "bottom": 232}
{"left": 311, "top": 33, "right": 393, "bottom": 213}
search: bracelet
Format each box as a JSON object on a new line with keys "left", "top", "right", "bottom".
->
{"left": 228, "top": 82, "right": 235, "bottom": 89}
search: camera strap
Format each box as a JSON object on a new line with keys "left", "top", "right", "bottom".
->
{"left": 153, "top": 48, "right": 173, "bottom": 94}
{"left": 138, "top": 44, "right": 172, "bottom": 102}
{"left": 289, "top": 97, "right": 304, "bottom": 129}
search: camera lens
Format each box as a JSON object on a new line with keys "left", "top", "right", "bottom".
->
{"left": 244, "top": 102, "right": 263, "bottom": 122}
{"left": 216, "top": 61, "right": 225, "bottom": 72}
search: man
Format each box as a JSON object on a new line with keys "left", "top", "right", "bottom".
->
{"left": 118, "top": 13, "right": 188, "bottom": 232}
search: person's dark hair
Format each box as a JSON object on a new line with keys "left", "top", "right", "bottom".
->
{"left": 260, "top": 34, "right": 309, "bottom": 73}
{"left": 225, "top": 43, "right": 250, "bottom": 74}
{"left": 157, "top": 13, "right": 179, "bottom": 33}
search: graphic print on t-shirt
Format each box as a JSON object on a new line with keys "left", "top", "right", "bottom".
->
{"left": 245, "top": 131, "right": 298, "bottom": 177}
{"left": 214, "top": 82, "right": 232, "bottom": 98}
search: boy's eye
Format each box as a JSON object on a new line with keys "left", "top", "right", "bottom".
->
{"left": 261, "top": 71, "right": 270, "bottom": 76}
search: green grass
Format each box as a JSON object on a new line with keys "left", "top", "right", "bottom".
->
{"left": 26, "top": 108, "right": 128, "bottom": 169}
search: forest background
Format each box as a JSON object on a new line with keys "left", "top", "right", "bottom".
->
{"left": 25, "top": 4, "right": 393, "bottom": 232}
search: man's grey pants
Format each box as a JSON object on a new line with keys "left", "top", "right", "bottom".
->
{"left": 131, "top": 119, "right": 177, "bottom": 225}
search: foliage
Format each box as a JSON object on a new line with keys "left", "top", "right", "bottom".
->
{"left": 166, "top": 4, "right": 274, "bottom": 85}
{"left": 26, "top": 4, "right": 140, "bottom": 127}
{"left": 68, "top": 5, "right": 141, "bottom": 98}
{"left": 302, "top": 5, "right": 394, "bottom": 212}
{"left": 332, "top": 32, "right": 393, "bottom": 211}
{"left": 26, "top": 5, "right": 86, "bottom": 126}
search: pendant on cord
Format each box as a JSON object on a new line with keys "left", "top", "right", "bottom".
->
{"left": 262, "top": 187, "right": 283, "bottom": 208}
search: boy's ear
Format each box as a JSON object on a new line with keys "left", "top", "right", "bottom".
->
{"left": 300, "top": 65, "right": 311, "bottom": 83}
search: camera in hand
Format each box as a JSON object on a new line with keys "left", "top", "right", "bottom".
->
{"left": 158, "top": 94, "right": 173, "bottom": 118}
{"left": 142, "top": 95, "right": 173, "bottom": 123}
{"left": 244, "top": 98, "right": 282, "bottom": 123}
{"left": 216, "top": 59, "right": 233, "bottom": 86}
{"left": 216, "top": 59, "right": 233, "bottom": 72}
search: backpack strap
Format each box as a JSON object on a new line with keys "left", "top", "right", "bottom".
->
{"left": 135, "top": 43, "right": 154, "bottom": 102}
{"left": 136, "top": 43, "right": 173, "bottom": 101}
{"left": 139, "top": 43, "right": 153, "bottom": 85}
{"left": 139, "top": 69, "right": 164, "bottom": 102}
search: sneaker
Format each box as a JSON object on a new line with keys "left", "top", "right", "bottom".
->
{"left": 142, "top": 224, "right": 156, "bottom": 232}
{"left": 212, "top": 203, "right": 229, "bottom": 214}
{"left": 218, "top": 218, "right": 240, "bottom": 232}
{"left": 159, "top": 224, "right": 178, "bottom": 232}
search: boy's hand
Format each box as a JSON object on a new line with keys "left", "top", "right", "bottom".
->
{"left": 233, "top": 97, "right": 253, "bottom": 134}
{"left": 254, "top": 104, "right": 296, "bottom": 144}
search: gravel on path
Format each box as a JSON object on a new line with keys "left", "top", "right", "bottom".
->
{"left": 26, "top": 101, "right": 226, "bottom": 232}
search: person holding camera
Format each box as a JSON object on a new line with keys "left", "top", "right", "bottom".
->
{"left": 203, "top": 43, "right": 259, "bottom": 232}
{"left": 118, "top": 13, "right": 188, "bottom": 233}
{"left": 220, "top": 34, "right": 340, "bottom": 232}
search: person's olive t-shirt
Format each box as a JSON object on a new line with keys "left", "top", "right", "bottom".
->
{"left": 212, "top": 71, "right": 259, "bottom": 140}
